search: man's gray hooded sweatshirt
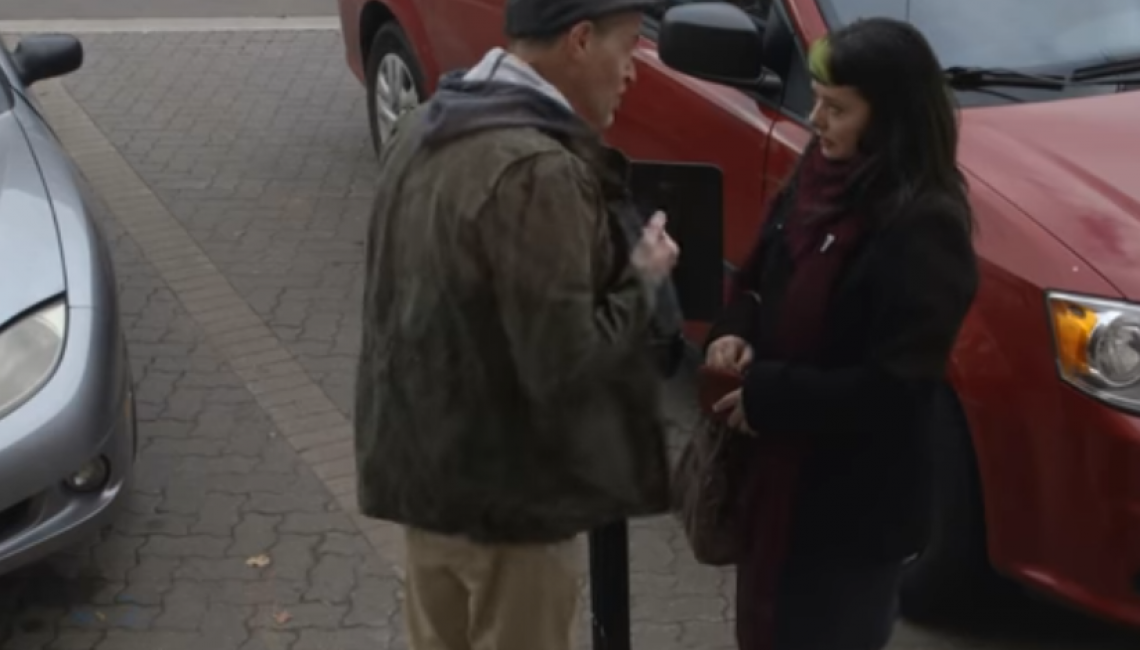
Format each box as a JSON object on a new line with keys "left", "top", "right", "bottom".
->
{"left": 399, "top": 48, "right": 683, "bottom": 374}
{"left": 355, "top": 49, "right": 678, "bottom": 543}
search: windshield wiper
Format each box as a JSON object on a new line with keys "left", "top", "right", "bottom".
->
{"left": 944, "top": 66, "right": 1068, "bottom": 90}
{"left": 1072, "top": 56, "right": 1140, "bottom": 82}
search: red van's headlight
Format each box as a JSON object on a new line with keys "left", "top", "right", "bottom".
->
{"left": 1048, "top": 292, "right": 1140, "bottom": 410}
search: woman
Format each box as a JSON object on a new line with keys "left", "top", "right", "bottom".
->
{"left": 706, "top": 17, "right": 979, "bottom": 650}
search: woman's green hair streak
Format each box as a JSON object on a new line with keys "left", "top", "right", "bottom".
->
{"left": 800, "top": 18, "right": 973, "bottom": 235}
{"left": 807, "top": 36, "right": 834, "bottom": 85}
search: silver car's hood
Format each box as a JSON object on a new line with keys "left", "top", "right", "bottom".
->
{"left": 0, "top": 111, "right": 65, "bottom": 328}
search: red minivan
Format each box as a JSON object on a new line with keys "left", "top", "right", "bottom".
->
{"left": 337, "top": 0, "right": 1140, "bottom": 629}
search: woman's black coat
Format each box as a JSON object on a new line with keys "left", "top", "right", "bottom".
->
{"left": 709, "top": 188, "right": 980, "bottom": 561}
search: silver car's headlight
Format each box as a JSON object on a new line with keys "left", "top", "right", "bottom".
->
{"left": 0, "top": 300, "right": 67, "bottom": 418}
{"left": 1048, "top": 292, "right": 1140, "bottom": 411}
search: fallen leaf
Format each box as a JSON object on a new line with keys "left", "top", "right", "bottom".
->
{"left": 246, "top": 553, "right": 272, "bottom": 568}
{"left": 95, "top": 611, "right": 106, "bottom": 622}
{"left": 273, "top": 609, "right": 292, "bottom": 625}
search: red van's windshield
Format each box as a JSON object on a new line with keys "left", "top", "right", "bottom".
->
{"left": 819, "top": 0, "right": 1140, "bottom": 71}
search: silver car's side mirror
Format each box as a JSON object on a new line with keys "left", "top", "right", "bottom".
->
{"left": 13, "top": 34, "right": 84, "bottom": 87}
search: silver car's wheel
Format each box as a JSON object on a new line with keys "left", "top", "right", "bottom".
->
{"left": 365, "top": 23, "right": 426, "bottom": 155}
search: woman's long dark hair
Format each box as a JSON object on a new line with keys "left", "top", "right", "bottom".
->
{"left": 807, "top": 17, "right": 974, "bottom": 235}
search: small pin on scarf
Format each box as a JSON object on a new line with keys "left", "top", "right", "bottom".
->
{"left": 820, "top": 233, "right": 836, "bottom": 252}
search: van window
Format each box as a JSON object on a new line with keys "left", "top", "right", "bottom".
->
{"left": 757, "top": 3, "right": 813, "bottom": 119}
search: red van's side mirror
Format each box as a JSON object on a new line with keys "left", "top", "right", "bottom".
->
{"left": 657, "top": 3, "right": 766, "bottom": 90}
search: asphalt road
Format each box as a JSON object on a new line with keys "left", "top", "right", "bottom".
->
{"left": 0, "top": 0, "right": 334, "bottom": 20}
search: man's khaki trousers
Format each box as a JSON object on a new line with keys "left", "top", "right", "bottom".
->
{"left": 403, "top": 527, "right": 582, "bottom": 650}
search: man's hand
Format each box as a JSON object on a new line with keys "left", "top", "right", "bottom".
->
{"left": 631, "top": 211, "right": 680, "bottom": 286}
{"left": 706, "top": 335, "right": 753, "bottom": 372}
{"left": 713, "top": 389, "right": 756, "bottom": 435}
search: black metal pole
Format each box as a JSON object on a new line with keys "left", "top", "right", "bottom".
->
{"left": 588, "top": 520, "right": 631, "bottom": 650}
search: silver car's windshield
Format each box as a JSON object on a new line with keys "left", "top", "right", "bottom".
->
{"left": 0, "top": 48, "right": 18, "bottom": 113}
{"left": 819, "top": 0, "right": 1140, "bottom": 71}
{"left": 0, "top": 78, "right": 13, "bottom": 113}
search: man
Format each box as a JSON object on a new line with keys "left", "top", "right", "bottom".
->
{"left": 354, "top": 0, "right": 681, "bottom": 648}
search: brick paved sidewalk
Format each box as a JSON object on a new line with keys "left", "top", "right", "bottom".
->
{"left": 0, "top": 29, "right": 735, "bottom": 650}
{"left": 2, "top": 25, "right": 1137, "bottom": 650}
{"left": 0, "top": 194, "right": 398, "bottom": 649}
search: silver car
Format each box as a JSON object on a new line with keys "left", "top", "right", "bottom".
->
{"left": 0, "top": 35, "right": 136, "bottom": 575}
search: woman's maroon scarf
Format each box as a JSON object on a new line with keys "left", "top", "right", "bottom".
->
{"left": 772, "top": 144, "right": 869, "bottom": 362}
{"left": 737, "top": 143, "right": 870, "bottom": 650}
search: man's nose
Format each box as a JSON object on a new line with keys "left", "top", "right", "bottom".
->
{"left": 808, "top": 101, "right": 823, "bottom": 130}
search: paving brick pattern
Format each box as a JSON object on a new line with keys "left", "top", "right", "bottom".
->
{"left": 0, "top": 191, "right": 400, "bottom": 649}
{"left": 1, "top": 27, "right": 1138, "bottom": 650}
{"left": 63, "top": 30, "right": 373, "bottom": 418}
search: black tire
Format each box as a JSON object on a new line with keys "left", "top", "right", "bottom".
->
{"left": 899, "top": 389, "right": 1012, "bottom": 623}
{"left": 364, "top": 22, "right": 426, "bottom": 157}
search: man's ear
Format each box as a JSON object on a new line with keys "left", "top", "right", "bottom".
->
{"left": 563, "top": 20, "right": 596, "bottom": 59}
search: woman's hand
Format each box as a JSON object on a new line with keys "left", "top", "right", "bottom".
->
{"left": 713, "top": 389, "right": 756, "bottom": 435}
{"left": 706, "top": 335, "right": 754, "bottom": 372}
